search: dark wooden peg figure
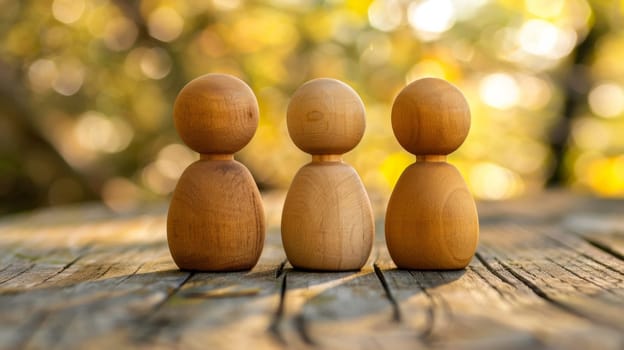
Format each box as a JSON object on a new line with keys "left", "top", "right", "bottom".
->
{"left": 167, "top": 73, "right": 265, "bottom": 271}
{"left": 385, "top": 77, "right": 479, "bottom": 270}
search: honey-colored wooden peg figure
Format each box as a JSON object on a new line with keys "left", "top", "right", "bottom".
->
{"left": 167, "top": 74, "right": 265, "bottom": 271}
{"left": 385, "top": 77, "right": 479, "bottom": 270}
{"left": 281, "top": 78, "right": 374, "bottom": 271}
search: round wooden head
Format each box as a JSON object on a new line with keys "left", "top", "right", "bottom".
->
{"left": 391, "top": 77, "right": 470, "bottom": 156}
{"left": 287, "top": 78, "right": 365, "bottom": 155}
{"left": 173, "top": 73, "right": 259, "bottom": 155}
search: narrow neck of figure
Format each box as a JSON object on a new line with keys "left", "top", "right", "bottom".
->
{"left": 200, "top": 154, "right": 234, "bottom": 161}
{"left": 312, "top": 154, "right": 343, "bottom": 163}
{"left": 416, "top": 155, "right": 447, "bottom": 163}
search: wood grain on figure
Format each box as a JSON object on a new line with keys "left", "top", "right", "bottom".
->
{"left": 385, "top": 77, "right": 479, "bottom": 270}
{"left": 167, "top": 73, "right": 265, "bottom": 271}
{"left": 282, "top": 78, "right": 374, "bottom": 271}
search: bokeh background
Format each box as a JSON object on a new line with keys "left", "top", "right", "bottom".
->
{"left": 1, "top": 0, "right": 624, "bottom": 215}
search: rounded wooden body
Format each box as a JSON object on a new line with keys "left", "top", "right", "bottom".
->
{"left": 167, "top": 159, "right": 265, "bottom": 271}
{"left": 281, "top": 161, "right": 374, "bottom": 271}
{"left": 385, "top": 161, "right": 479, "bottom": 269}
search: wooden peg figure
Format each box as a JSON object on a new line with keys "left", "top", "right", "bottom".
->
{"left": 281, "top": 78, "right": 374, "bottom": 271}
{"left": 385, "top": 77, "right": 479, "bottom": 270}
{"left": 167, "top": 74, "right": 265, "bottom": 271}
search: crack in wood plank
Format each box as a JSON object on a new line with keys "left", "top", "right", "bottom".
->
{"left": 113, "top": 263, "right": 144, "bottom": 287}
{"left": 150, "top": 272, "right": 194, "bottom": 313}
{"left": 1, "top": 193, "right": 623, "bottom": 349}
{"left": 268, "top": 271, "right": 288, "bottom": 344}
{"left": 474, "top": 252, "right": 515, "bottom": 287}
{"left": 545, "top": 256, "right": 621, "bottom": 296}
{"left": 268, "top": 259, "right": 331, "bottom": 347}
{"left": 467, "top": 264, "right": 507, "bottom": 300}
{"left": 580, "top": 236, "right": 624, "bottom": 262}
{"left": 496, "top": 259, "right": 623, "bottom": 331}
{"left": 293, "top": 313, "right": 315, "bottom": 346}
{"left": 576, "top": 248, "right": 624, "bottom": 277}
{"left": 34, "top": 254, "right": 86, "bottom": 287}
{"left": 407, "top": 271, "right": 436, "bottom": 342}
{"left": 275, "top": 259, "right": 287, "bottom": 279}
{"left": 540, "top": 230, "right": 624, "bottom": 276}
{"left": 373, "top": 263, "right": 401, "bottom": 322}
{"left": 0, "top": 264, "right": 34, "bottom": 285}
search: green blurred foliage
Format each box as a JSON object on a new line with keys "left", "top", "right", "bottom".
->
{"left": 1, "top": 0, "right": 624, "bottom": 214}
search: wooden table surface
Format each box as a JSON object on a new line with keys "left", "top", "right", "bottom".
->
{"left": 0, "top": 191, "right": 623, "bottom": 349}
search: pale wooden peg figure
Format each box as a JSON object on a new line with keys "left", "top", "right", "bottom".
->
{"left": 282, "top": 78, "right": 374, "bottom": 271}
{"left": 385, "top": 77, "right": 479, "bottom": 270}
{"left": 167, "top": 73, "right": 265, "bottom": 271}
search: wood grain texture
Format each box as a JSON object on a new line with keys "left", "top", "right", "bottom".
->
{"left": 168, "top": 159, "right": 265, "bottom": 271}
{"left": 391, "top": 77, "right": 470, "bottom": 155}
{"left": 282, "top": 78, "right": 374, "bottom": 271}
{"left": 286, "top": 78, "right": 365, "bottom": 155}
{"left": 386, "top": 77, "right": 478, "bottom": 270}
{"left": 282, "top": 161, "right": 374, "bottom": 271}
{"left": 1, "top": 192, "right": 624, "bottom": 349}
{"left": 137, "top": 227, "right": 286, "bottom": 350}
{"left": 386, "top": 162, "right": 479, "bottom": 269}
{"left": 168, "top": 73, "right": 265, "bottom": 271}
{"left": 173, "top": 73, "right": 259, "bottom": 155}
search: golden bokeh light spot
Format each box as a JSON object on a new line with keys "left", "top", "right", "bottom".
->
{"left": 52, "top": 59, "right": 85, "bottom": 96}
{"left": 470, "top": 162, "right": 523, "bottom": 200}
{"left": 148, "top": 6, "right": 184, "bottom": 42}
{"left": 52, "top": 0, "right": 85, "bottom": 24}
{"left": 85, "top": 3, "right": 113, "bottom": 37}
{"left": 212, "top": 0, "right": 242, "bottom": 11}
{"left": 139, "top": 47, "right": 172, "bottom": 80}
{"left": 102, "top": 177, "right": 141, "bottom": 212}
{"left": 197, "top": 29, "right": 228, "bottom": 58}
{"left": 574, "top": 151, "right": 601, "bottom": 184}
{"left": 405, "top": 59, "right": 448, "bottom": 83}
{"left": 142, "top": 162, "right": 176, "bottom": 195}
{"left": 524, "top": 0, "right": 564, "bottom": 19}
{"left": 380, "top": 152, "right": 413, "bottom": 188}
{"left": 28, "top": 59, "right": 58, "bottom": 93}
{"left": 588, "top": 83, "right": 624, "bottom": 119}
{"left": 368, "top": 0, "right": 403, "bottom": 32}
{"left": 358, "top": 32, "right": 392, "bottom": 66}
{"left": 505, "top": 138, "right": 549, "bottom": 175}
{"left": 74, "top": 112, "right": 134, "bottom": 153}
{"left": 155, "top": 144, "right": 197, "bottom": 180}
{"left": 517, "top": 74, "right": 553, "bottom": 110}
{"left": 346, "top": 0, "right": 373, "bottom": 16}
{"left": 479, "top": 73, "right": 520, "bottom": 110}
{"left": 226, "top": 9, "right": 299, "bottom": 53}
{"left": 408, "top": 0, "right": 456, "bottom": 41}
{"left": 103, "top": 16, "right": 138, "bottom": 51}
{"left": 517, "top": 19, "right": 577, "bottom": 60}
{"left": 571, "top": 117, "right": 611, "bottom": 151}
{"left": 587, "top": 156, "right": 624, "bottom": 196}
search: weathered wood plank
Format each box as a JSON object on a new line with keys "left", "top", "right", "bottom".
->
{"left": 562, "top": 213, "right": 624, "bottom": 260}
{"left": 0, "top": 192, "right": 623, "bottom": 349}
{"left": 0, "top": 244, "right": 190, "bottom": 349}
{"left": 130, "top": 229, "right": 286, "bottom": 350}
{"left": 264, "top": 229, "right": 390, "bottom": 349}
{"left": 0, "top": 206, "right": 186, "bottom": 350}
{"left": 477, "top": 224, "right": 624, "bottom": 333}
{"left": 378, "top": 243, "right": 624, "bottom": 350}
